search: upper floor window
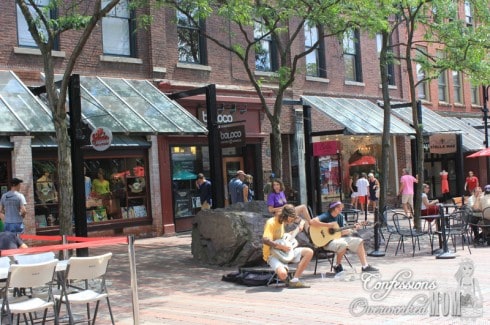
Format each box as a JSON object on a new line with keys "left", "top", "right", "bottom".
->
{"left": 17, "top": 0, "right": 57, "bottom": 49}
{"left": 464, "top": 1, "right": 473, "bottom": 26}
{"left": 177, "top": 7, "right": 207, "bottom": 64}
{"left": 416, "top": 46, "right": 429, "bottom": 100}
{"left": 452, "top": 71, "right": 463, "bottom": 104}
{"left": 304, "top": 23, "right": 326, "bottom": 78}
{"left": 470, "top": 84, "right": 479, "bottom": 105}
{"left": 343, "top": 29, "right": 362, "bottom": 82}
{"left": 437, "top": 51, "right": 448, "bottom": 102}
{"left": 376, "top": 33, "right": 395, "bottom": 86}
{"left": 102, "top": 0, "right": 135, "bottom": 57}
{"left": 254, "top": 21, "right": 277, "bottom": 72}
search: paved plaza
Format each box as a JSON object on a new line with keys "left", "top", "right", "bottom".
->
{"left": 91, "top": 216, "right": 490, "bottom": 325}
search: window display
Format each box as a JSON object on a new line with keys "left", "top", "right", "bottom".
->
{"left": 171, "top": 145, "right": 209, "bottom": 219}
{"left": 33, "top": 156, "right": 149, "bottom": 229}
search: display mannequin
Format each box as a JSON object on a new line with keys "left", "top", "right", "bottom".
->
{"left": 36, "top": 170, "right": 58, "bottom": 203}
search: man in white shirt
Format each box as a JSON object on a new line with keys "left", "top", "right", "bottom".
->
{"left": 356, "top": 173, "right": 369, "bottom": 212}
{"left": 0, "top": 178, "right": 27, "bottom": 234}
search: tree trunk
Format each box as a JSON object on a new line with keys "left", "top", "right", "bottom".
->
{"left": 270, "top": 114, "right": 283, "bottom": 179}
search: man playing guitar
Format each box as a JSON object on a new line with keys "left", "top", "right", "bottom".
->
{"left": 262, "top": 204, "right": 313, "bottom": 288}
{"left": 309, "top": 201, "right": 379, "bottom": 274}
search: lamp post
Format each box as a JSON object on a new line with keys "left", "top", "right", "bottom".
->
{"left": 483, "top": 85, "right": 490, "bottom": 184}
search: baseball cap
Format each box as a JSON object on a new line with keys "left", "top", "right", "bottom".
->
{"left": 368, "top": 173, "right": 374, "bottom": 178}
{"left": 11, "top": 178, "right": 23, "bottom": 185}
{"left": 236, "top": 170, "right": 245, "bottom": 176}
{"left": 329, "top": 201, "right": 343, "bottom": 209}
{"left": 484, "top": 185, "right": 490, "bottom": 192}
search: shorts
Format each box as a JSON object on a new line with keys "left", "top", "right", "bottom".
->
{"left": 324, "top": 236, "right": 363, "bottom": 253}
{"left": 267, "top": 247, "right": 306, "bottom": 272}
{"left": 351, "top": 192, "right": 358, "bottom": 198}
{"left": 358, "top": 195, "right": 366, "bottom": 205}
{"left": 4, "top": 222, "right": 24, "bottom": 234}
{"left": 369, "top": 193, "right": 378, "bottom": 201}
{"left": 401, "top": 194, "right": 414, "bottom": 206}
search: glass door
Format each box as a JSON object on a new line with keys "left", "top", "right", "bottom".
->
{"left": 223, "top": 157, "right": 244, "bottom": 206}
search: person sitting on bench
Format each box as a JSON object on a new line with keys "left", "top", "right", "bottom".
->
{"left": 262, "top": 204, "right": 313, "bottom": 288}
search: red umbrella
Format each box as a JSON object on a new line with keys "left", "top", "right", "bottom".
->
{"left": 467, "top": 148, "right": 490, "bottom": 158}
{"left": 349, "top": 155, "right": 376, "bottom": 166}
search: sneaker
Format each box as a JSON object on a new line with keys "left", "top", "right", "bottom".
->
{"left": 362, "top": 265, "right": 379, "bottom": 273}
{"left": 333, "top": 264, "right": 343, "bottom": 274}
{"left": 288, "top": 280, "right": 310, "bottom": 289}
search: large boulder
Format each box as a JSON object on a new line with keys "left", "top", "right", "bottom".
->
{"left": 191, "top": 201, "right": 271, "bottom": 267}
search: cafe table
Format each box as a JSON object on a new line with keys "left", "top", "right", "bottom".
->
{"left": 419, "top": 204, "right": 456, "bottom": 259}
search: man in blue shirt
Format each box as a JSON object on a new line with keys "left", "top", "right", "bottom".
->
{"left": 196, "top": 173, "right": 212, "bottom": 210}
{"left": 228, "top": 170, "right": 245, "bottom": 204}
{"left": 310, "top": 201, "right": 378, "bottom": 274}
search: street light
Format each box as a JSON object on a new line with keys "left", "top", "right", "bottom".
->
{"left": 482, "top": 85, "right": 490, "bottom": 184}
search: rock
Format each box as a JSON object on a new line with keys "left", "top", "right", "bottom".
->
{"left": 191, "top": 201, "right": 270, "bottom": 267}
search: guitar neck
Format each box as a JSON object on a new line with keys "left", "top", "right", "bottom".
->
{"left": 290, "top": 220, "right": 305, "bottom": 237}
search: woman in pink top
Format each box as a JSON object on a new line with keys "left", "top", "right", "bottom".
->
{"left": 399, "top": 168, "right": 418, "bottom": 217}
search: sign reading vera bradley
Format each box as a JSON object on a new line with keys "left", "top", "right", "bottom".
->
{"left": 90, "top": 127, "right": 112, "bottom": 151}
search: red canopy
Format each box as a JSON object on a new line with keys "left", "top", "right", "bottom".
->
{"left": 467, "top": 148, "right": 490, "bottom": 158}
{"left": 349, "top": 155, "right": 376, "bottom": 166}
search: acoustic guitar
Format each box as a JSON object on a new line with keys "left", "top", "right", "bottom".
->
{"left": 310, "top": 221, "right": 371, "bottom": 247}
{"left": 270, "top": 219, "right": 305, "bottom": 263}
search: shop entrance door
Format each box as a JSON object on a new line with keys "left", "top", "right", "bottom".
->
{"left": 223, "top": 157, "right": 244, "bottom": 206}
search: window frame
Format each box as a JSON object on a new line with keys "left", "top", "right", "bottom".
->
{"left": 254, "top": 21, "right": 278, "bottom": 72}
{"left": 375, "top": 33, "right": 395, "bottom": 86}
{"left": 177, "top": 8, "right": 208, "bottom": 65}
{"left": 464, "top": 1, "right": 473, "bottom": 26}
{"left": 16, "top": 0, "right": 59, "bottom": 50}
{"left": 101, "top": 0, "right": 137, "bottom": 57}
{"left": 452, "top": 71, "right": 463, "bottom": 104}
{"left": 343, "top": 29, "right": 362, "bottom": 82}
{"left": 304, "top": 23, "right": 326, "bottom": 78}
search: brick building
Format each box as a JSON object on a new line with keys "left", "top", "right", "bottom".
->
{"left": 0, "top": 1, "right": 485, "bottom": 237}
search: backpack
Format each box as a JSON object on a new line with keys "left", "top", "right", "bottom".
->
{"left": 222, "top": 270, "right": 273, "bottom": 286}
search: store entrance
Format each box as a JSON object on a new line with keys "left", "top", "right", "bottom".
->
{"left": 223, "top": 157, "right": 244, "bottom": 206}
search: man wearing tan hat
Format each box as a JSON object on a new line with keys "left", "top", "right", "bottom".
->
{"left": 228, "top": 170, "right": 245, "bottom": 204}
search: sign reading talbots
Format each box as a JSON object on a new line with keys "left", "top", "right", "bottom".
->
{"left": 90, "top": 127, "right": 112, "bottom": 151}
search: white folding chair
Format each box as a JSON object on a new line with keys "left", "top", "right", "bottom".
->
{"left": 14, "top": 252, "right": 56, "bottom": 265}
{"left": 1, "top": 260, "right": 58, "bottom": 325}
{"left": 55, "top": 252, "right": 114, "bottom": 324}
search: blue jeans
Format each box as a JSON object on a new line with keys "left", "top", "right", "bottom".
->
{"left": 4, "top": 222, "right": 24, "bottom": 234}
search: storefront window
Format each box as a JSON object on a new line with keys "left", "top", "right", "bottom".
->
{"left": 33, "top": 160, "right": 59, "bottom": 227}
{"left": 171, "top": 145, "right": 209, "bottom": 218}
{"left": 0, "top": 160, "right": 9, "bottom": 196}
{"left": 33, "top": 156, "right": 149, "bottom": 229}
{"left": 85, "top": 157, "right": 148, "bottom": 222}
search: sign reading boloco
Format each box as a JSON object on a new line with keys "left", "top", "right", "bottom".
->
{"left": 219, "top": 125, "right": 246, "bottom": 148}
{"left": 90, "top": 127, "right": 113, "bottom": 151}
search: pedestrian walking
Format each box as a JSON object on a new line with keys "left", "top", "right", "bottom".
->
{"left": 0, "top": 178, "right": 27, "bottom": 234}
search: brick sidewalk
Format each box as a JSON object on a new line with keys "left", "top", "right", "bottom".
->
{"left": 87, "top": 223, "right": 490, "bottom": 325}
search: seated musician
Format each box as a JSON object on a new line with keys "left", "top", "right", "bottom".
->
{"left": 310, "top": 201, "right": 379, "bottom": 274}
{"left": 421, "top": 183, "right": 439, "bottom": 216}
{"left": 262, "top": 204, "right": 313, "bottom": 288}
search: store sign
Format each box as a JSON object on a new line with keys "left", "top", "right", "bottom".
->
{"left": 429, "top": 133, "right": 456, "bottom": 154}
{"left": 313, "top": 140, "right": 340, "bottom": 156}
{"left": 219, "top": 125, "right": 245, "bottom": 148}
{"left": 90, "top": 127, "right": 112, "bottom": 151}
{"left": 201, "top": 111, "right": 234, "bottom": 124}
